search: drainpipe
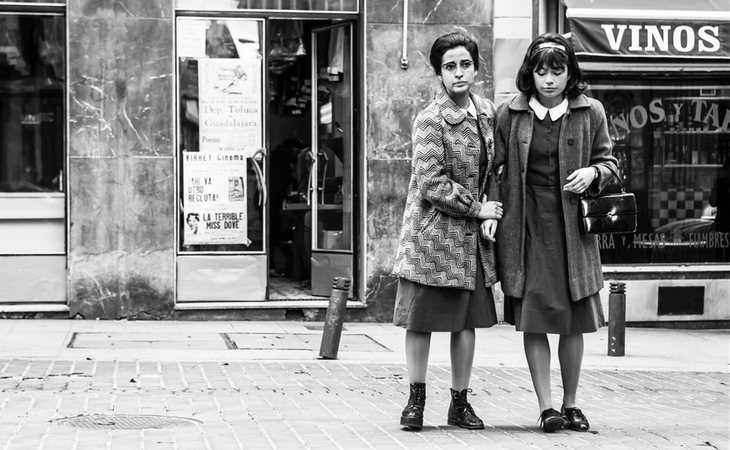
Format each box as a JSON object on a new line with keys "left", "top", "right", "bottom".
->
{"left": 400, "top": 0, "right": 409, "bottom": 69}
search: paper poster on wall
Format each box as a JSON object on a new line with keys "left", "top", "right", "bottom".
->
{"left": 198, "top": 58, "right": 262, "bottom": 155}
{"left": 183, "top": 151, "right": 248, "bottom": 245}
{"left": 176, "top": 20, "right": 207, "bottom": 58}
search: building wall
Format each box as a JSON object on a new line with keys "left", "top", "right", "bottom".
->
{"left": 63, "top": 0, "right": 501, "bottom": 320}
{"left": 67, "top": 0, "right": 175, "bottom": 319}
{"left": 364, "top": 0, "right": 495, "bottom": 321}
{"left": 492, "top": 0, "right": 532, "bottom": 106}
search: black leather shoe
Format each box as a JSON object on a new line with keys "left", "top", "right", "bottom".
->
{"left": 400, "top": 382, "right": 426, "bottom": 430}
{"left": 562, "top": 406, "right": 590, "bottom": 431}
{"left": 447, "top": 388, "right": 484, "bottom": 430}
{"left": 539, "top": 408, "right": 566, "bottom": 433}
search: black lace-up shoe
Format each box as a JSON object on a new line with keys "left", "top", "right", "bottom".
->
{"left": 539, "top": 408, "right": 566, "bottom": 433}
{"left": 447, "top": 388, "right": 484, "bottom": 430}
{"left": 400, "top": 382, "right": 426, "bottom": 430}
{"left": 562, "top": 406, "right": 590, "bottom": 431}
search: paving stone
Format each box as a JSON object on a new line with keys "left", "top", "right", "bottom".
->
{"left": 0, "top": 320, "right": 727, "bottom": 449}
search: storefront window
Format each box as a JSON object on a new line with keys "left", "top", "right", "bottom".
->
{"left": 587, "top": 77, "right": 730, "bottom": 264}
{"left": 0, "top": 13, "right": 65, "bottom": 193}
{"left": 177, "top": 18, "right": 265, "bottom": 252}
{"left": 176, "top": 0, "right": 357, "bottom": 12}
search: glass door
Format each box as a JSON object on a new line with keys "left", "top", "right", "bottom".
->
{"left": 310, "top": 23, "right": 353, "bottom": 296}
{"left": 175, "top": 17, "right": 267, "bottom": 301}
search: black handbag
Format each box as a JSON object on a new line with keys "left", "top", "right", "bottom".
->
{"left": 579, "top": 166, "right": 637, "bottom": 235}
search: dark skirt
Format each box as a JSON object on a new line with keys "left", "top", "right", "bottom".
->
{"left": 393, "top": 256, "right": 498, "bottom": 332}
{"left": 505, "top": 184, "right": 605, "bottom": 335}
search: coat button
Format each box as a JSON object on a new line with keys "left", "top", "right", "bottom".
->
{"left": 567, "top": 139, "right": 574, "bottom": 145}
{"left": 569, "top": 197, "right": 577, "bottom": 205}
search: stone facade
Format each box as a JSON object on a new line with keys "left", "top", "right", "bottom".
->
{"left": 68, "top": 0, "right": 175, "bottom": 319}
{"left": 62, "top": 0, "right": 500, "bottom": 320}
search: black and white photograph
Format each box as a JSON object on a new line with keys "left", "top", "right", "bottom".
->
{"left": 0, "top": 0, "right": 727, "bottom": 448}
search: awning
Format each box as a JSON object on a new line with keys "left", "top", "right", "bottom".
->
{"left": 564, "top": 0, "right": 730, "bottom": 61}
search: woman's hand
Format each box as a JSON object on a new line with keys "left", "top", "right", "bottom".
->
{"left": 563, "top": 167, "right": 598, "bottom": 194}
{"left": 477, "top": 197, "right": 503, "bottom": 220}
{"left": 480, "top": 219, "right": 498, "bottom": 242}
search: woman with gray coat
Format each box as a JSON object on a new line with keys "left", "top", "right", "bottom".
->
{"left": 490, "top": 33, "right": 618, "bottom": 433}
{"left": 392, "top": 32, "right": 503, "bottom": 431}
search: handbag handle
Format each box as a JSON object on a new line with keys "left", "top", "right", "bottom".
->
{"left": 595, "top": 164, "right": 626, "bottom": 193}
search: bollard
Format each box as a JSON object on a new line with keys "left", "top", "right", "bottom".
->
{"left": 319, "top": 277, "right": 351, "bottom": 359}
{"left": 607, "top": 281, "right": 626, "bottom": 357}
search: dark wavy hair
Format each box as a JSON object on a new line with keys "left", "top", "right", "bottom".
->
{"left": 429, "top": 32, "right": 479, "bottom": 76}
{"left": 516, "top": 33, "right": 585, "bottom": 98}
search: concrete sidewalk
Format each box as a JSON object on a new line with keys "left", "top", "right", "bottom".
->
{"left": 0, "top": 320, "right": 727, "bottom": 449}
{"left": 0, "top": 319, "right": 726, "bottom": 371}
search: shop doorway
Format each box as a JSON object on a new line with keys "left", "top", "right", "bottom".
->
{"left": 267, "top": 20, "right": 354, "bottom": 299}
{"left": 175, "top": 17, "right": 355, "bottom": 303}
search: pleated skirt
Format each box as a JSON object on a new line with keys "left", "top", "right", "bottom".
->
{"left": 504, "top": 184, "right": 605, "bottom": 335}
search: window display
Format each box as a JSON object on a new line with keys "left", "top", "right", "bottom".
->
{"left": 587, "top": 77, "right": 730, "bottom": 263}
{"left": 0, "top": 14, "right": 64, "bottom": 193}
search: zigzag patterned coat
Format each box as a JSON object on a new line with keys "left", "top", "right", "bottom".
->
{"left": 392, "top": 90, "right": 498, "bottom": 290}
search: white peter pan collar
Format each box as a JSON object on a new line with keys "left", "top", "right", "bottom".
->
{"left": 461, "top": 97, "right": 477, "bottom": 118}
{"left": 529, "top": 96, "right": 568, "bottom": 121}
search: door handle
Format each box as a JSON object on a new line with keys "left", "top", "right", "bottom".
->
{"left": 306, "top": 149, "right": 315, "bottom": 206}
{"left": 318, "top": 149, "right": 329, "bottom": 205}
{"left": 250, "top": 148, "right": 267, "bottom": 207}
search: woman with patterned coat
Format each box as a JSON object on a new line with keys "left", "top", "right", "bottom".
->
{"left": 392, "top": 32, "right": 503, "bottom": 431}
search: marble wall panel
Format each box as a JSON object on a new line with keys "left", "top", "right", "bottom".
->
{"left": 68, "top": 17, "right": 173, "bottom": 157}
{"left": 68, "top": 157, "right": 175, "bottom": 318}
{"left": 368, "top": 0, "right": 493, "bottom": 26}
{"left": 366, "top": 158, "right": 410, "bottom": 240}
{"left": 69, "top": 157, "right": 174, "bottom": 254}
{"left": 367, "top": 23, "right": 493, "bottom": 160}
{"left": 364, "top": 268, "right": 399, "bottom": 322}
{"left": 69, "top": 251, "right": 175, "bottom": 319}
{"left": 70, "top": 0, "right": 172, "bottom": 18}
{"left": 363, "top": 159, "right": 408, "bottom": 320}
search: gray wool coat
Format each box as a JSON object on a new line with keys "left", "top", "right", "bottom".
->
{"left": 489, "top": 93, "right": 618, "bottom": 301}
{"left": 392, "top": 89, "right": 498, "bottom": 290}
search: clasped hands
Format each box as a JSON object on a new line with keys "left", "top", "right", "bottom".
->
{"left": 477, "top": 195, "right": 502, "bottom": 242}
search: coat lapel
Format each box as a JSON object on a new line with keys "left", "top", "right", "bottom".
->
{"left": 508, "top": 95, "right": 533, "bottom": 174}
{"left": 436, "top": 90, "right": 467, "bottom": 125}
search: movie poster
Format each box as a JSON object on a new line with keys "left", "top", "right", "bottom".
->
{"left": 182, "top": 151, "right": 248, "bottom": 245}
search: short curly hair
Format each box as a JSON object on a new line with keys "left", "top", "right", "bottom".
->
{"left": 429, "top": 32, "right": 479, "bottom": 76}
{"left": 516, "top": 33, "right": 586, "bottom": 98}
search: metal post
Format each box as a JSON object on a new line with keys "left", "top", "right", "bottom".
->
{"left": 319, "top": 277, "right": 351, "bottom": 359}
{"left": 608, "top": 281, "right": 626, "bottom": 357}
{"left": 400, "top": 0, "right": 409, "bottom": 69}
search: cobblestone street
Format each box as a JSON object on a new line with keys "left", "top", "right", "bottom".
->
{"left": 0, "top": 321, "right": 727, "bottom": 449}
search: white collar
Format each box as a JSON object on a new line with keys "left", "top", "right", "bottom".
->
{"left": 462, "top": 98, "right": 477, "bottom": 118}
{"left": 529, "top": 96, "right": 568, "bottom": 121}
